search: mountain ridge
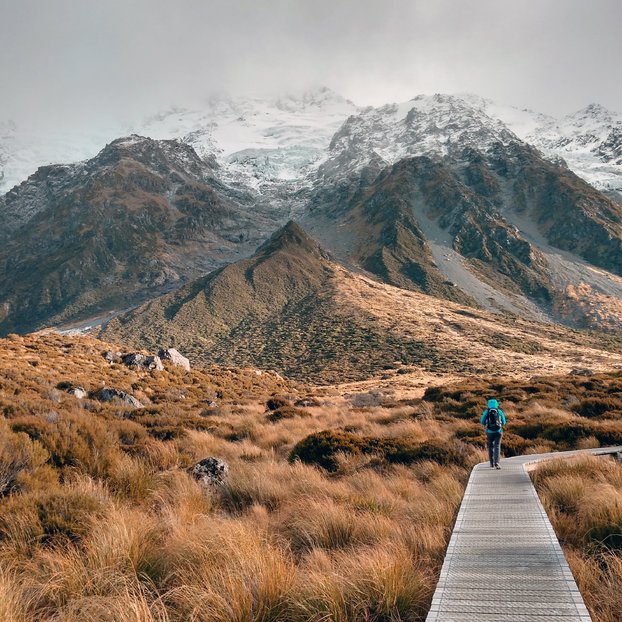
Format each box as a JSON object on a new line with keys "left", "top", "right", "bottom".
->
{"left": 100, "top": 221, "right": 622, "bottom": 382}
{"left": 2, "top": 91, "right": 622, "bottom": 338}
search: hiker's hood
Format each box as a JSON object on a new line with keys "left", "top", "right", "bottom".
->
{"left": 487, "top": 399, "right": 499, "bottom": 408}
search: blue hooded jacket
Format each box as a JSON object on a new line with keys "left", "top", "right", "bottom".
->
{"left": 480, "top": 398, "right": 506, "bottom": 433}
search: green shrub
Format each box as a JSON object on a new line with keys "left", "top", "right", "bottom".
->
{"left": 499, "top": 433, "right": 534, "bottom": 457}
{"left": 290, "top": 431, "right": 472, "bottom": 471}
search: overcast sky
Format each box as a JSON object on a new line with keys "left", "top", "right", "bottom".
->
{"left": 1, "top": 0, "right": 620, "bottom": 130}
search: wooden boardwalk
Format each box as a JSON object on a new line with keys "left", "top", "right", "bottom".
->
{"left": 426, "top": 447, "right": 622, "bottom": 622}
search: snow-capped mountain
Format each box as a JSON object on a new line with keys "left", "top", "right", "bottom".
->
{"left": 2, "top": 88, "right": 622, "bottom": 336}
{"left": 475, "top": 99, "right": 622, "bottom": 195}
{"left": 0, "top": 121, "right": 127, "bottom": 196}
{"left": 318, "top": 93, "right": 519, "bottom": 180}
{"left": 316, "top": 93, "right": 622, "bottom": 195}
{"left": 133, "top": 87, "right": 360, "bottom": 190}
{"left": 2, "top": 89, "right": 621, "bottom": 199}
{"left": 0, "top": 88, "right": 359, "bottom": 196}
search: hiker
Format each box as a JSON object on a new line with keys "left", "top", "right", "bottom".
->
{"left": 480, "top": 398, "right": 506, "bottom": 469}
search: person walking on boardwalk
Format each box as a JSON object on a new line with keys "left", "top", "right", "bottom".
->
{"left": 480, "top": 398, "right": 506, "bottom": 469}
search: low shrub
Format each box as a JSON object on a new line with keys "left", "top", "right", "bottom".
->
{"left": 266, "top": 396, "right": 291, "bottom": 411}
{"left": 382, "top": 439, "right": 471, "bottom": 468}
{"left": 576, "top": 397, "right": 622, "bottom": 419}
{"left": 499, "top": 433, "right": 534, "bottom": 457}
{"left": 290, "top": 431, "right": 472, "bottom": 471}
{"left": 289, "top": 430, "right": 369, "bottom": 471}
{"left": 266, "top": 406, "right": 310, "bottom": 423}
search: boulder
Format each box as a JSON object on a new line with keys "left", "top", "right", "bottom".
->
{"left": 121, "top": 352, "right": 164, "bottom": 371}
{"left": 122, "top": 353, "right": 146, "bottom": 368}
{"left": 94, "top": 387, "right": 143, "bottom": 409}
{"left": 158, "top": 348, "right": 191, "bottom": 371}
{"left": 144, "top": 355, "right": 164, "bottom": 371}
{"left": 69, "top": 386, "right": 88, "bottom": 399}
{"left": 569, "top": 368, "right": 594, "bottom": 376}
{"left": 190, "top": 457, "right": 229, "bottom": 487}
{"left": 56, "top": 381, "right": 88, "bottom": 399}
{"left": 103, "top": 350, "right": 122, "bottom": 364}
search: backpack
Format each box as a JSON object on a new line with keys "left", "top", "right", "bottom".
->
{"left": 486, "top": 408, "right": 502, "bottom": 432}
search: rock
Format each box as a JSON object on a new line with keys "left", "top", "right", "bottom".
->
{"left": 121, "top": 352, "right": 164, "bottom": 371}
{"left": 103, "top": 350, "right": 122, "bottom": 364}
{"left": 122, "top": 353, "right": 146, "bottom": 367}
{"left": 144, "top": 355, "right": 164, "bottom": 371}
{"left": 295, "top": 397, "right": 321, "bottom": 408}
{"left": 158, "top": 348, "right": 191, "bottom": 371}
{"left": 94, "top": 387, "right": 143, "bottom": 409}
{"left": 69, "top": 386, "right": 88, "bottom": 399}
{"left": 569, "top": 368, "right": 594, "bottom": 376}
{"left": 190, "top": 457, "right": 229, "bottom": 487}
{"left": 57, "top": 381, "right": 88, "bottom": 399}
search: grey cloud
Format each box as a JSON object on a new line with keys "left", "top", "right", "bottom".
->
{"left": 1, "top": 0, "right": 620, "bottom": 132}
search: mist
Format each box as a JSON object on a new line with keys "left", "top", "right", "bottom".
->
{"left": 1, "top": 0, "right": 621, "bottom": 132}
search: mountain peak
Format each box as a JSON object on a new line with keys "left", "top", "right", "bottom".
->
{"left": 255, "top": 220, "right": 328, "bottom": 259}
{"left": 273, "top": 86, "right": 354, "bottom": 111}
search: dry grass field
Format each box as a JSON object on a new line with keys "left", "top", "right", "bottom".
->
{"left": 1, "top": 332, "right": 622, "bottom": 620}
{"left": 533, "top": 456, "right": 622, "bottom": 622}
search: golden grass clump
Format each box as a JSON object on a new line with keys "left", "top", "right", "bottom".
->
{"left": 534, "top": 455, "right": 622, "bottom": 621}
{"left": 3, "top": 333, "right": 622, "bottom": 620}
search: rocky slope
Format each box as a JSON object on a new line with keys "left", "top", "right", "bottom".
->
{"left": 100, "top": 222, "right": 622, "bottom": 383}
{"left": 2, "top": 91, "right": 622, "bottom": 336}
{"left": 491, "top": 100, "right": 622, "bottom": 198}
{"left": 303, "top": 131, "right": 622, "bottom": 327}
{"left": 0, "top": 135, "right": 284, "bottom": 335}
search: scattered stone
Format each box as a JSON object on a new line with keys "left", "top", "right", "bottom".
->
{"left": 94, "top": 387, "right": 143, "bottom": 409}
{"left": 69, "top": 386, "right": 88, "bottom": 399}
{"left": 295, "top": 397, "right": 321, "bottom": 408}
{"left": 158, "top": 348, "right": 191, "bottom": 371}
{"left": 57, "top": 381, "right": 88, "bottom": 399}
{"left": 190, "top": 457, "right": 229, "bottom": 487}
{"left": 350, "top": 391, "right": 385, "bottom": 407}
{"left": 121, "top": 352, "right": 164, "bottom": 371}
{"left": 103, "top": 350, "right": 122, "bottom": 364}
{"left": 569, "top": 368, "right": 594, "bottom": 376}
{"left": 144, "top": 355, "right": 164, "bottom": 371}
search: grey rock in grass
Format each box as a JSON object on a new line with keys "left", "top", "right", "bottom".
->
{"left": 121, "top": 352, "right": 164, "bottom": 371}
{"left": 158, "top": 348, "right": 191, "bottom": 371}
{"left": 103, "top": 350, "right": 122, "bottom": 364}
{"left": 94, "top": 387, "right": 143, "bottom": 409}
{"left": 569, "top": 368, "right": 594, "bottom": 376}
{"left": 68, "top": 386, "right": 88, "bottom": 399}
{"left": 191, "top": 457, "right": 229, "bottom": 487}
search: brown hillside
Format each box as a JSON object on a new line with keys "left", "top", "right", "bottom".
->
{"left": 0, "top": 136, "right": 282, "bottom": 335}
{"left": 101, "top": 223, "right": 622, "bottom": 383}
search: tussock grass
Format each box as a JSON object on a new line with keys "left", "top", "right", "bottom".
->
{"left": 3, "top": 333, "right": 622, "bottom": 620}
{"left": 534, "top": 456, "right": 622, "bottom": 621}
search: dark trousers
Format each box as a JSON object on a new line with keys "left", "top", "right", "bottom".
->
{"left": 487, "top": 431, "right": 502, "bottom": 466}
